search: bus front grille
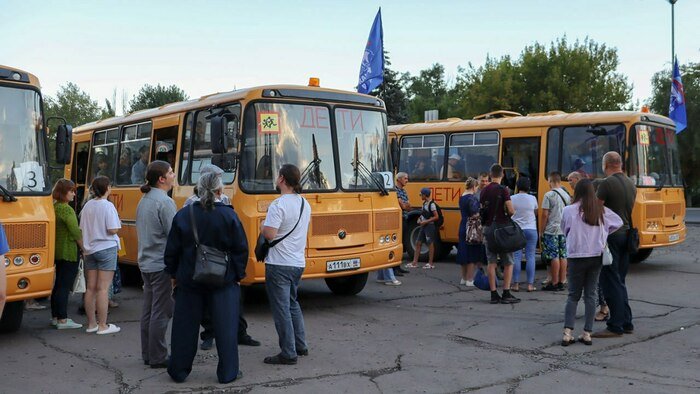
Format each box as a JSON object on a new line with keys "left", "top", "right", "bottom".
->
{"left": 374, "top": 212, "right": 400, "bottom": 232}
{"left": 666, "top": 203, "right": 683, "bottom": 219}
{"left": 645, "top": 204, "right": 663, "bottom": 219}
{"left": 312, "top": 214, "right": 370, "bottom": 236}
{"left": 5, "top": 223, "right": 47, "bottom": 249}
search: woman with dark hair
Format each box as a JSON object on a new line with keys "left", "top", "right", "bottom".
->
{"left": 560, "top": 179, "right": 622, "bottom": 346}
{"left": 261, "top": 164, "right": 311, "bottom": 365}
{"left": 51, "top": 178, "right": 84, "bottom": 329}
{"left": 80, "top": 176, "right": 122, "bottom": 334}
{"left": 136, "top": 161, "right": 176, "bottom": 368}
{"left": 456, "top": 177, "right": 482, "bottom": 286}
{"left": 510, "top": 177, "right": 538, "bottom": 292}
{"left": 165, "top": 171, "right": 248, "bottom": 383}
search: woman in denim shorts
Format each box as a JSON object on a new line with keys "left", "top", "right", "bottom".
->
{"left": 80, "top": 176, "right": 122, "bottom": 335}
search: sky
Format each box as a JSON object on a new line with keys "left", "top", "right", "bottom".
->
{"left": 2, "top": 0, "right": 699, "bottom": 116}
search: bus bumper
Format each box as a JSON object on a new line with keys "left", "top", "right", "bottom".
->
{"left": 5, "top": 267, "right": 54, "bottom": 302}
{"left": 639, "top": 225, "right": 686, "bottom": 249}
{"left": 242, "top": 244, "right": 403, "bottom": 284}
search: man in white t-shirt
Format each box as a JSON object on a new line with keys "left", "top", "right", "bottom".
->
{"left": 261, "top": 164, "right": 311, "bottom": 365}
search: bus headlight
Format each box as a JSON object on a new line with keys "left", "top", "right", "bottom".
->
{"left": 391, "top": 233, "right": 397, "bottom": 242}
{"left": 384, "top": 235, "right": 391, "bottom": 243}
{"left": 13, "top": 256, "right": 24, "bottom": 266}
{"left": 17, "top": 278, "right": 29, "bottom": 289}
{"left": 378, "top": 236, "right": 385, "bottom": 244}
{"left": 4, "top": 257, "right": 9, "bottom": 267}
{"left": 29, "top": 254, "right": 41, "bottom": 265}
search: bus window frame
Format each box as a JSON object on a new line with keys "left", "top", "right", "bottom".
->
{"left": 447, "top": 130, "right": 500, "bottom": 182}
{"left": 238, "top": 99, "right": 341, "bottom": 195}
{"left": 88, "top": 127, "right": 119, "bottom": 183}
{"left": 115, "top": 120, "right": 152, "bottom": 187}
{"left": 398, "top": 133, "right": 447, "bottom": 182}
{"left": 333, "top": 104, "right": 392, "bottom": 194}
{"left": 629, "top": 122, "right": 683, "bottom": 188}
{"left": 545, "top": 127, "right": 562, "bottom": 178}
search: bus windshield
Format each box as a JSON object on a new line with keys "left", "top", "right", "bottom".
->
{"left": 0, "top": 86, "right": 49, "bottom": 194}
{"left": 240, "top": 102, "right": 337, "bottom": 192}
{"left": 629, "top": 124, "right": 683, "bottom": 187}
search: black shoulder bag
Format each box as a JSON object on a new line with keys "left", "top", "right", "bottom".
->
{"left": 255, "top": 198, "right": 305, "bottom": 262}
{"left": 483, "top": 185, "right": 526, "bottom": 253}
{"left": 190, "top": 204, "right": 229, "bottom": 287}
{"left": 611, "top": 174, "right": 639, "bottom": 254}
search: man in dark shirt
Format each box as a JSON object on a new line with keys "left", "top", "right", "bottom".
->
{"left": 593, "top": 151, "right": 636, "bottom": 338}
{"left": 480, "top": 164, "right": 519, "bottom": 305}
{"left": 394, "top": 172, "right": 411, "bottom": 275}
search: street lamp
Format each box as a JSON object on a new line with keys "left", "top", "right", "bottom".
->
{"left": 669, "top": 0, "right": 677, "bottom": 66}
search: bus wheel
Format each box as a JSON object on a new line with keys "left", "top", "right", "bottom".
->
{"left": 325, "top": 273, "right": 368, "bottom": 296}
{"left": 631, "top": 248, "right": 653, "bottom": 264}
{"left": 0, "top": 301, "right": 25, "bottom": 333}
{"left": 405, "top": 221, "right": 429, "bottom": 262}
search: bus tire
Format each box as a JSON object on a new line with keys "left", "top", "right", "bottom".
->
{"left": 405, "top": 221, "right": 429, "bottom": 262}
{"left": 631, "top": 248, "right": 653, "bottom": 264}
{"left": 0, "top": 301, "right": 25, "bottom": 333}
{"left": 325, "top": 273, "right": 368, "bottom": 296}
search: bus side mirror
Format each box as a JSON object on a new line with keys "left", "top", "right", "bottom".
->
{"left": 55, "top": 124, "right": 73, "bottom": 164}
{"left": 210, "top": 115, "right": 227, "bottom": 154}
{"left": 390, "top": 139, "right": 399, "bottom": 171}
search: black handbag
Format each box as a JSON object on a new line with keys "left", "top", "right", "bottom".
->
{"left": 190, "top": 204, "right": 229, "bottom": 287}
{"left": 254, "top": 198, "right": 304, "bottom": 262}
{"left": 483, "top": 185, "right": 526, "bottom": 253}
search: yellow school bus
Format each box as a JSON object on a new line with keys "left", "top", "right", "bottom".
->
{"left": 68, "top": 81, "right": 402, "bottom": 295}
{"left": 389, "top": 110, "right": 686, "bottom": 263}
{"left": 0, "top": 65, "right": 72, "bottom": 332}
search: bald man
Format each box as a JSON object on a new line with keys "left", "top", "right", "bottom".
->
{"left": 593, "top": 151, "right": 636, "bottom": 339}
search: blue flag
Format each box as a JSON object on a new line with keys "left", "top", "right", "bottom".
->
{"left": 669, "top": 57, "right": 687, "bottom": 134}
{"left": 357, "top": 9, "right": 384, "bottom": 94}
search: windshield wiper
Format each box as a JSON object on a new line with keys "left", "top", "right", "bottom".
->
{"left": 300, "top": 134, "right": 325, "bottom": 188}
{"left": 351, "top": 137, "right": 388, "bottom": 196}
{"left": 0, "top": 184, "right": 17, "bottom": 202}
{"left": 655, "top": 173, "right": 667, "bottom": 191}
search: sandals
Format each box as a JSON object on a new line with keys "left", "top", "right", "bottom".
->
{"left": 422, "top": 264, "right": 435, "bottom": 269}
{"left": 405, "top": 263, "right": 419, "bottom": 268}
{"left": 595, "top": 309, "right": 609, "bottom": 322}
{"left": 510, "top": 284, "right": 520, "bottom": 292}
{"left": 578, "top": 332, "right": 593, "bottom": 346}
{"left": 561, "top": 328, "right": 575, "bottom": 346}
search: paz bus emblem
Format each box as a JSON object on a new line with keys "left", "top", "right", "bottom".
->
{"left": 338, "top": 230, "right": 347, "bottom": 239}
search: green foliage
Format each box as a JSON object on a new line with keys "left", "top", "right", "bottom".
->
{"left": 44, "top": 82, "right": 102, "bottom": 127}
{"left": 403, "top": 63, "right": 459, "bottom": 123}
{"left": 648, "top": 62, "right": 700, "bottom": 205}
{"left": 454, "top": 37, "right": 632, "bottom": 118}
{"left": 369, "top": 52, "right": 408, "bottom": 125}
{"left": 128, "top": 84, "right": 188, "bottom": 113}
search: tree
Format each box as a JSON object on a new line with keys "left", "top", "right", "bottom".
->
{"left": 648, "top": 62, "right": 700, "bottom": 205}
{"left": 403, "top": 63, "right": 459, "bottom": 123}
{"left": 368, "top": 51, "right": 409, "bottom": 125}
{"left": 128, "top": 84, "right": 188, "bottom": 113}
{"left": 454, "top": 37, "right": 632, "bottom": 118}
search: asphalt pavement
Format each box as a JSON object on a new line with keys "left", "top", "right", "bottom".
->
{"left": 2, "top": 226, "right": 699, "bottom": 393}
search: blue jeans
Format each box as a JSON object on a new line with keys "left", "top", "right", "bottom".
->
{"left": 376, "top": 268, "right": 397, "bottom": 282}
{"left": 513, "top": 229, "right": 537, "bottom": 285}
{"left": 265, "top": 264, "right": 307, "bottom": 359}
{"left": 599, "top": 231, "right": 633, "bottom": 334}
{"left": 564, "top": 256, "right": 602, "bottom": 332}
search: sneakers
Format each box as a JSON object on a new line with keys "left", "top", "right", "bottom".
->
{"left": 465, "top": 280, "right": 475, "bottom": 287}
{"left": 56, "top": 319, "right": 83, "bottom": 330}
{"left": 200, "top": 338, "right": 214, "bottom": 350}
{"left": 25, "top": 300, "right": 47, "bottom": 311}
{"left": 490, "top": 291, "right": 502, "bottom": 304}
{"left": 296, "top": 348, "right": 309, "bottom": 356}
{"left": 460, "top": 278, "right": 466, "bottom": 285}
{"left": 556, "top": 282, "right": 566, "bottom": 291}
{"left": 96, "top": 323, "right": 121, "bottom": 335}
{"left": 561, "top": 328, "right": 575, "bottom": 346}
{"left": 542, "top": 283, "right": 559, "bottom": 291}
{"left": 264, "top": 354, "right": 297, "bottom": 365}
{"left": 500, "top": 291, "right": 521, "bottom": 304}
{"left": 384, "top": 279, "right": 402, "bottom": 286}
{"left": 239, "top": 336, "right": 261, "bottom": 346}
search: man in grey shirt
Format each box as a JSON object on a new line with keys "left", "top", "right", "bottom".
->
{"left": 136, "top": 160, "right": 177, "bottom": 368}
{"left": 131, "top": 145, "right": 150, "bottom": 184}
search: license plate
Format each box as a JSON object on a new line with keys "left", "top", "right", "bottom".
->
{"left": 326, "top": 258, "right": 360, "bottom": 272}
{"left": 669, "top": 233, "right": 680, "bottom": 242}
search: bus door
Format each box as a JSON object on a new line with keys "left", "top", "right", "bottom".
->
{"left": 70, "top": 141, "right": 90, "bottom": 214}
{"left": 501, "top": 136, "right": 541, "bottom": 196}
{"left": 152, "top": 114, "right": 180, "bottom": 172}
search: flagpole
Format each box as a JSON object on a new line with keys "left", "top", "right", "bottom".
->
{"left": 670, "top": 0, "right": 677, "bottom": 67}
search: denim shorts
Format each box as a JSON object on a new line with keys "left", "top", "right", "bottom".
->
{"left": 84, "top": 246, "right": 118, "bottom": 271}
{"left": 418, "top": 223, "right": 436, "bottom": 245}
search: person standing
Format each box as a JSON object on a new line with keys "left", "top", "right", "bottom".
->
{"left": 0, "top": 222, "right": 9, "bottom": 318}
{"left": 479, "top": 164, "right": 519, "bottom": 304}
{"left": 51, "top": 179, "right": 84, "bottom": 329}
{"left": 131, "top": 145, "right": 149, "bottom": 184}
{"left": 510, "top": 177, "right": 538, "bottom": 292}
{"left": 165, "top": 172, "right": 248, "bottom": 383}
{"left": 136, "top": 161, "right": 177, "bottom": 368}
{"left": 593, "top": 152, "right": 637, "bottom": 338}
{"left": 393, "top": 172, "right": 411, "bottom": 277}
{"left": 80, "top": 176, "right": 121, "bottom": 335}
{"left": 540, "top": 172, "right": 571, "bottom": 291}
{"left": 457, "top": 178, "right": 482, "bottom": 287}
{"left": 406, "top": 188, "right": 438, "bottom": 269}
{"left": 261, "top": 164, "right": 311, "bottom": 365}
{"left": 183, "top": 164, "right": 260, "bottom": 351}
{"left": 474, "top": 172, "right": 490, "bottom": 200}
{"left": 560, "top": 179, "right": 622, "bottom": 346}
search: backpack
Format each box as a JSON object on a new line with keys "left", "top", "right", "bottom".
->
{"left": 430, "top": 201, "right": 445, "bottom": 228}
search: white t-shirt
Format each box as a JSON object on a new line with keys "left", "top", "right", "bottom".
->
{"left": 80, "top": 198, "right": 122, "bottom": 255}
{"left": 510, "top": 193, "right": 538, "bottom": 230}
{"left": 263, "top": 194, "right": 311, "bottom": 268}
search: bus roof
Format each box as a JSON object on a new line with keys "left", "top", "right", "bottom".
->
{"left": 0, "top": 64, "right": 41, "bottom": 88}
{"left": 73, "top": 84, "right": 385, "bottom": 133}
{"left": 389, "top": 110, "right": 675, "bottom": 133}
